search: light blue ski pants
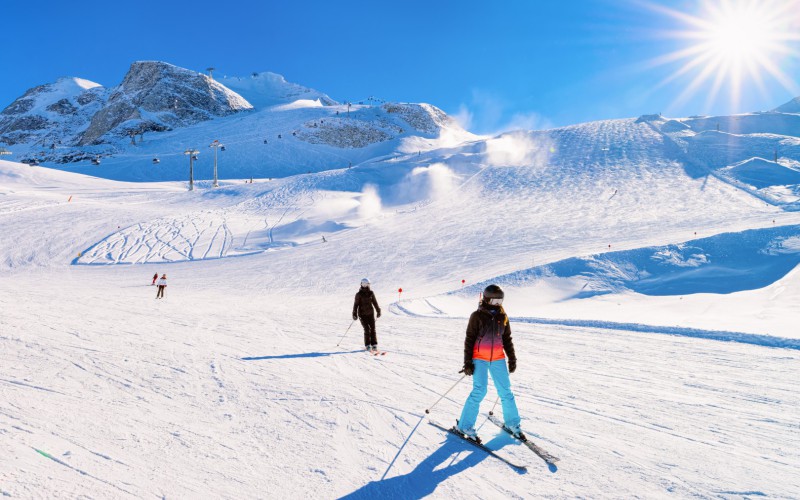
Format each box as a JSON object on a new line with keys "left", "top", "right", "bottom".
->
{"left": 458, "top": 359, "right": 520, "bottom": 433}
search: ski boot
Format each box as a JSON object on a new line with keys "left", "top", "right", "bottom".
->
{"left": 454, "top": 421, "right": 481, "bottom": 444}
{"left": 508, "top": 425, "right": 527, "bottom": 441}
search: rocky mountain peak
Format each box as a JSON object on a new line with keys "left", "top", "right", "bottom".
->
{"left": 79, "top": 61, "right": 252, "bottom": 145}
{"left": 0, "top": 77, "right": 107, "bottom": 147}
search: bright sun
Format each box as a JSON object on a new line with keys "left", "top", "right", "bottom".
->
{"left": 647, "top": 0, "right": 800, "bottom": 111}
{"left": 707, "top": 9, "right": 770, "bottom": 63}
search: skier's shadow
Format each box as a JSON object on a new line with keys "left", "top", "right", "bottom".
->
{"left": 339, "top": 433, "right": 523, "bottom": 499}
{"left": 241, "top": 350, "right": 362, "bottom": 361}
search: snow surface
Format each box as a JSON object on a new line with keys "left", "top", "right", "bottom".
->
{"left": 1, "top": 97, "right": 800, "bottom": 498}
{"left": 724, "top": 157, "right": 800, "bottom": 189}
{"left": 218, "top": 72, "right": 337, "bottom": 109}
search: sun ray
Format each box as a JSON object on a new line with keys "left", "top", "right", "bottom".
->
{"left": 641, "top": 0, "right": 800, "bottom": 112}
{"left": 706, "top": 62, "right": 731, "bottom": 111}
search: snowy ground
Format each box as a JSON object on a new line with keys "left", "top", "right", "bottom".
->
{"left": 1, "top": 110, "right": 800, "bottom": 500}
{"left": 3, "top": 274, "right": 798, "bottom": 498}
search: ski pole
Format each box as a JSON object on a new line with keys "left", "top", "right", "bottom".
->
{"left": 488, "top": 396, "right": 500, "bottom": 416}
{"left": 336, "top": 320, "right": 356, "bottom": 347}
{"left": 425, "top": 372, "right": 466, "bottom": 415}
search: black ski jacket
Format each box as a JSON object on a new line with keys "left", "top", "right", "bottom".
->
{"left": 464, "top": 304, "right": 516, "bottom": 364}
{"left": 353, "top": 289, "right": 381, "bottom": 318}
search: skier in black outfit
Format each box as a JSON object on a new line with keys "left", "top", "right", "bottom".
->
{"left": 352, "top": 278, "right": 381, "bottom": 352}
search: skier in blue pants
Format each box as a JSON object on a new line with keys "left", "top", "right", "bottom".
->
{"left": 457, "top": 284, "right": 523, "bottom": 440}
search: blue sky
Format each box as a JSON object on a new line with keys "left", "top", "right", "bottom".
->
{"left": 2, "top": 0, "right": 799, "bottom": 132}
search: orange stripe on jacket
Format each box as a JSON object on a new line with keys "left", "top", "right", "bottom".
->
{"left": 472, "top": 314, "right": 506, "bottom": 361}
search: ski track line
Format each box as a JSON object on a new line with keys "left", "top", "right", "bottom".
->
{"left": 221, "top": 220, "right": 232, "bottom": 257}
{"left": 188, "top": 218, "right": 203, "bottom": 260}
{"left": 202, "top": 223, "right": 222, "bottom": 260}
{"left": 1, "top": 378, "right": 67, "bottom": 395}
{"left": 32, "top": 448, "right": 136, "bottom": 497}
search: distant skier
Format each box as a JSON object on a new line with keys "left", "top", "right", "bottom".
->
{"left": 155, "top": 274, "right": 167, "bottom": 299}
{"left": 456, "top": 284, "right": 523, "bottom": 439}
{"left": 151, "top": 272, "right": 158, "bottom": 286}
{"left": 352, "top": 278, "right": 381, "bottom": 352}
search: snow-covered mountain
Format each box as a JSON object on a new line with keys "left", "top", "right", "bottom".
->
{"left": 0, "top": 77, "right": 108, "bottom": 152}
{"left": 79, "top": 61, "right": 253, "bottom": 146}
{"left": 0, "top": 61, "right": 470, "bottom": 172}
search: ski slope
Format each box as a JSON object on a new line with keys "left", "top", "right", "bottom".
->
{"left": 2, "top": 104, "right": 800, "bottom": 498}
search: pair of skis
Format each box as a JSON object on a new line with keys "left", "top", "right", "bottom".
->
{"left": 428, "top": 415, "right": 559, "bottom": 471}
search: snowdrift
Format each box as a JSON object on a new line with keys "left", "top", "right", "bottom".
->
{"left": 723, "top": 157, "right": 800, "bottom": 189}
{"left": 459, "top": 225, "right": 800, "bottom": 297}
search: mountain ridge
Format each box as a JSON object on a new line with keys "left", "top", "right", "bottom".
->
{"left": 0, "top": 61, "right": 468, "bottom": 171}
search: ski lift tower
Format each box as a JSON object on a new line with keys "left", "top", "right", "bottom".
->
{"left": 209, "top": 140, "right": 223, "bottom": 188}
{"left": 184, "top": 148, "right": 199, "bottom": 191}
{"left": 206, "top": 67, "right": 215, "bottom": 80}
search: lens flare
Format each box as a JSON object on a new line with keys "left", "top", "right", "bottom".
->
{"left": 645, "top": 0, "right": 800, "bottom": 112}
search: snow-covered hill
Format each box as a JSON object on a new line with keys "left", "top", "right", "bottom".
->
{"left": 774, "top": 95, "right": 800, "bottom": 113}
{"left": 218, "top": 71, "right": 337, "bottom": 109}
{"left": 641, "top": 112, "right": 800, "bottom": 209}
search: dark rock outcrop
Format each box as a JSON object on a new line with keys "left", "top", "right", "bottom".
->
{"left": 0, "top": 78, "right": 107, "bottom": 146}
{"left": 79, "top": 61, "right": 252, "bottom": 145}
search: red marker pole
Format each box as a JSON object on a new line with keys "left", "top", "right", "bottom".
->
{"left": 461, "top": 279, "right": 465, "bottom": 289}
{"left": 398, "top": 287, "right": 403, "bottom": 301}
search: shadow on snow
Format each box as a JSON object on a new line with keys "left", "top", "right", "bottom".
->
{"left": 241, "top": 350, "right": 363, "bottom": 361}
{"left": 340, "top": 432, "right": 524, "bottom": 500}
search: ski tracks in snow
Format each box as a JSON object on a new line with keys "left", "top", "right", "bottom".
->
{"left": 77, "top": 212, "right": 253, "bottom": 264}
{"left": 75, "top": 190, "right": 329, "bottom": 264}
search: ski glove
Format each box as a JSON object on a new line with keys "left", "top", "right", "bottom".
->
{"left": 352, "top": 314, "right": 358, "bottom": 320}
{"left": 377, "top": 310, "right": 381, "bottom": 318}
{"left": 508, "top": 358, "right": 517, "bottom": 374}
{"left": 463, "top": 361, "right": 475, "bottom": 376}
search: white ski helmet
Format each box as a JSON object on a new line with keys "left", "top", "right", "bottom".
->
{"left": 360, "top": 278, "right": 371, "bottom": 288}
